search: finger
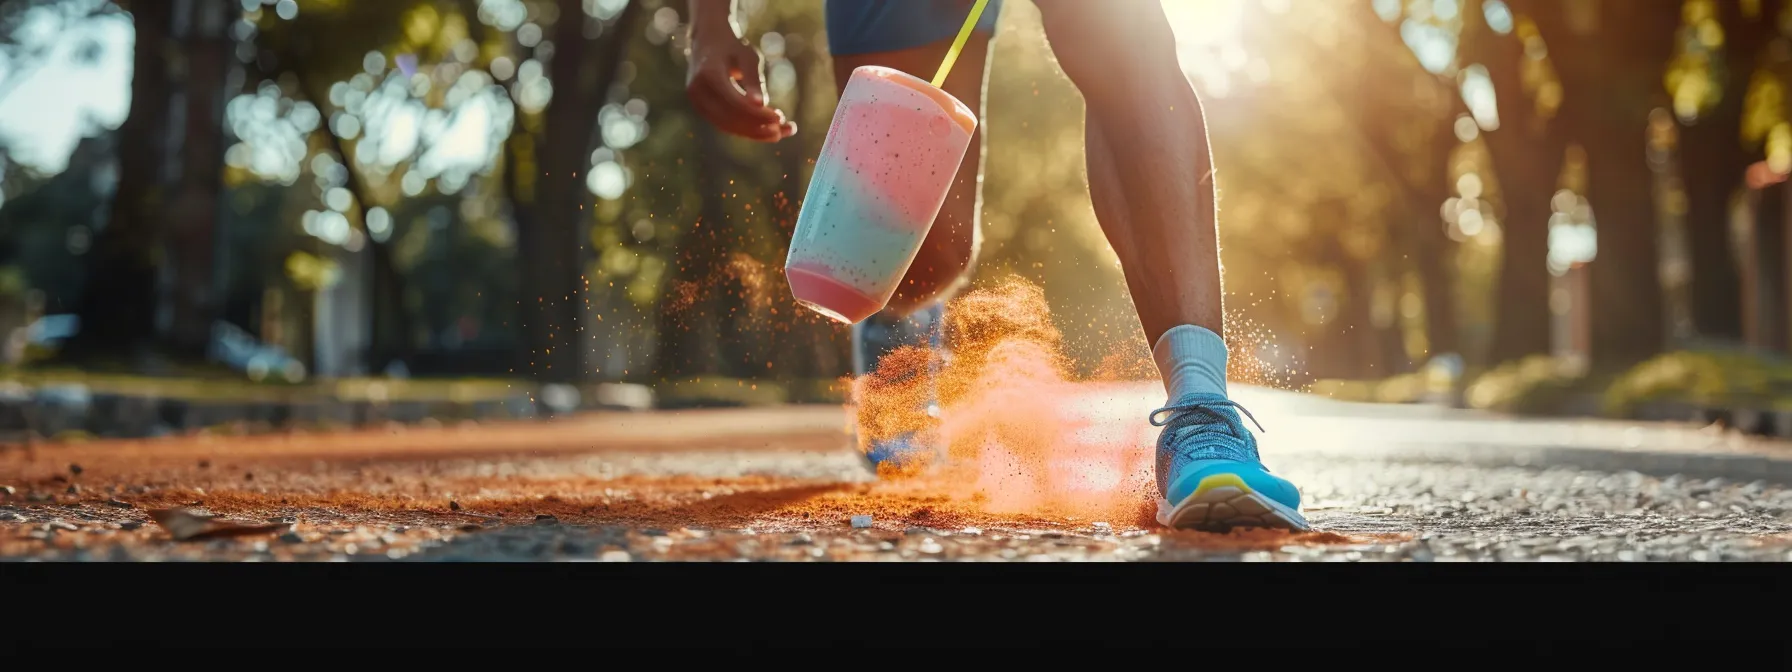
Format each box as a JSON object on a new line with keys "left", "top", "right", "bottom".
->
{"left": 691, "top": 86, "right": 785, "bottom": 142}
{"left": 730, "top": 53, "right": 769, "bottom": 107}
{"left": 698, "top": 67, "right": 783, "bottom": 125}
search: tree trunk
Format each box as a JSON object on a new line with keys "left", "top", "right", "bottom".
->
{"left": 1468, "top": 0, "right": 1561, "bottom": 366}
{"left": 1676, "top": 0, "right": 1779, "bottom": 341}
{"left": 512, "top": 0, "right": 642, "bottom": 383}
{"left": 1745, "top": 182, "right": 1789, "bottom": 350}
{"left": 162, "top": 0, "right": 236, "bottom": 354}
{"left": 67, "top": 0, "right": 174, "bottom": 363}
{"left": 1540, "top": 0, "right": 1678, "bottom": 370}
{"left": 1409, "top": 120, "right": 1461, "bottom": 359}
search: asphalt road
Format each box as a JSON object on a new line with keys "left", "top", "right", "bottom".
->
{"left": 4, "top": 384, "right": 1792, "bottom": 561}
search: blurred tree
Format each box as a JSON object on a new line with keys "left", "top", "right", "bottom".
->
{"left": 1674, "top": 0, "right": 1783, "bottom": 340}
{"left": 1358, "top": 3, "right": 1467, "bottom": 362}
{"left": 257, "top": 0, "right": 418, "bottom": 370}
{"left": 1535, "top": 0, "right": 1681, "bottom": 369}
{"left": 1466, "top": 0, "right": 1564, "bottom": 365}
{"left": 505, "top": 0, "right": 641, "bottom": 383}
{"left": 69, "top": 0, "right": 237, "bottom": 364}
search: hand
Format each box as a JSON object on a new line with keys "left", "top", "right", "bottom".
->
{"left": 686, "top": 25, "right": 797, "bottom": 142}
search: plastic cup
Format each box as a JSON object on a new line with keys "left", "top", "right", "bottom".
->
{"left": 784, "top": 66, "right": 979, "bottom": 324}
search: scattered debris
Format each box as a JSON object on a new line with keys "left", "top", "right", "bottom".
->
{"left": 1092, "top": 522, "right": 1112, "bottom": 534}
{"left": 119, "top": 521, "right": 144, "bottom": 531}
{"left": 458, "top": 524, "right": 482, "bottom": 532}
{"left": 277, "top": 531, "right": 304, "bottom": 544}
{"left": 534, "top": 514, "right": 559, "bottom": 526}
{"left": 104, "top": 499, "right": 131, "bottom": 509}
{"left": 68, "top": 463, "right": 83, "bottom": 476}
{"left": 147, "top": 507, "right": 293, "bottom": 542}
{"left": 65, "top": 484, "right": 80, "bottom": 495}
{"left": 962, "top": 527, "right": 982, "bottom": 535}
{"left": 850, "top": 515, "right": 873, "bottom": 529}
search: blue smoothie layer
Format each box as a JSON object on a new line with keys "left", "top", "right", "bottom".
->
{"left": 787, "top": 167, "right": 926, "bottom": 298}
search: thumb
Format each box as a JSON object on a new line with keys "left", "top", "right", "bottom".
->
{"left": 730, "top": 52, "right": 770, "bottom": 106}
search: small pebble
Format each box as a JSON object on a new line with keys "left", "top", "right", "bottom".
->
{"left": 449, "top": 500, "right": 461, "bottom": 511}
{"left": 459, "top": 524, "right": 482, "bottom": 532}
{"left": 104, "top": 499, "right": 131, "bottom": 509}
{"left": 197, "top": 460, "right": 210, "bottom": 469}
{"left": 120, "top": 521, "right": 143, "bottom": 531}
{"left": 68, "top": 463, "right": 83, "bottom": 476}
{"left": 278, "top": 532, "right": 304, "bottom": 544}
{"left": 65, "top": 484, "right": 80, "bottom": 495}
{"left": 600, "top": 550, "right": 631, "bottom": 562}
{"left": 0, "top": 485, "right": 14, "bottom": 496}
{"left": 243, "top": 472, "right": 254, "bottom": 481}
{"left": 534, "top": 514, "right": 559, "bottom": 526}
{"left": 850, "top": 515, "right": 873, "bottom": 529}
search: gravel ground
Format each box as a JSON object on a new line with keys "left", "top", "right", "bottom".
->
{"left": 5, "top": 385, "right": 1792, "bottom": 562}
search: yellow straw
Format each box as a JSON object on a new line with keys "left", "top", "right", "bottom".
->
{"left": 932, "top": 0, "right": 992, "bottom": 88}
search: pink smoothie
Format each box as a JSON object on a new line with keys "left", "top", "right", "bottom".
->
{"left": 785, "top": 66, "right": 978, "bottom": 324}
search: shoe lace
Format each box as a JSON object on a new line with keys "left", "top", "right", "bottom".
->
{"left": 1149, "top": 393, "right": 1265, "bottom": 463}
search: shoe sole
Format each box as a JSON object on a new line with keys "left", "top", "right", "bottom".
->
{"left": 1155, "top": 473, "right": 1311, "bottom": 532}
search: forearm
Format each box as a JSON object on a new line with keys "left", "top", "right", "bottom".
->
{"left": 687, "top": 0, "right": 740, "bottom": 40}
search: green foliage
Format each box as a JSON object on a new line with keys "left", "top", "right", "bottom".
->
{"left": 1601, "top": 351, "right": 1778, "bottom": 416}
{"left": 1464, "top": 355, "right": 1586, "bottom": 414}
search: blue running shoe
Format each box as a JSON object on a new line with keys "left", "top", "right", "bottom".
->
{"left": 1151, "top": 393, "right": 1308, "bottom": 531}
{"left": 854, "top": 302, "right": 946, "bottom": 473}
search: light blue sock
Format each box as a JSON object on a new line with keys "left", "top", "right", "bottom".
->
{"left": 1152, "top": 325, "right": 1229, "bottom": 402}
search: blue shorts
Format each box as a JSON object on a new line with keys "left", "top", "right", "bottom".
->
{"left": 825, "top": 0, "right": 1003, "bottom": 56}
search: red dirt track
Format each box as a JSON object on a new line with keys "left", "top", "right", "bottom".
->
{"left": 0, "top": 406, "right": 1366, "bottom": 561}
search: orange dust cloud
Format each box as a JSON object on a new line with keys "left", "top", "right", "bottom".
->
{"left": 850, "top": 278, "right": 1157, "bottom": 522}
